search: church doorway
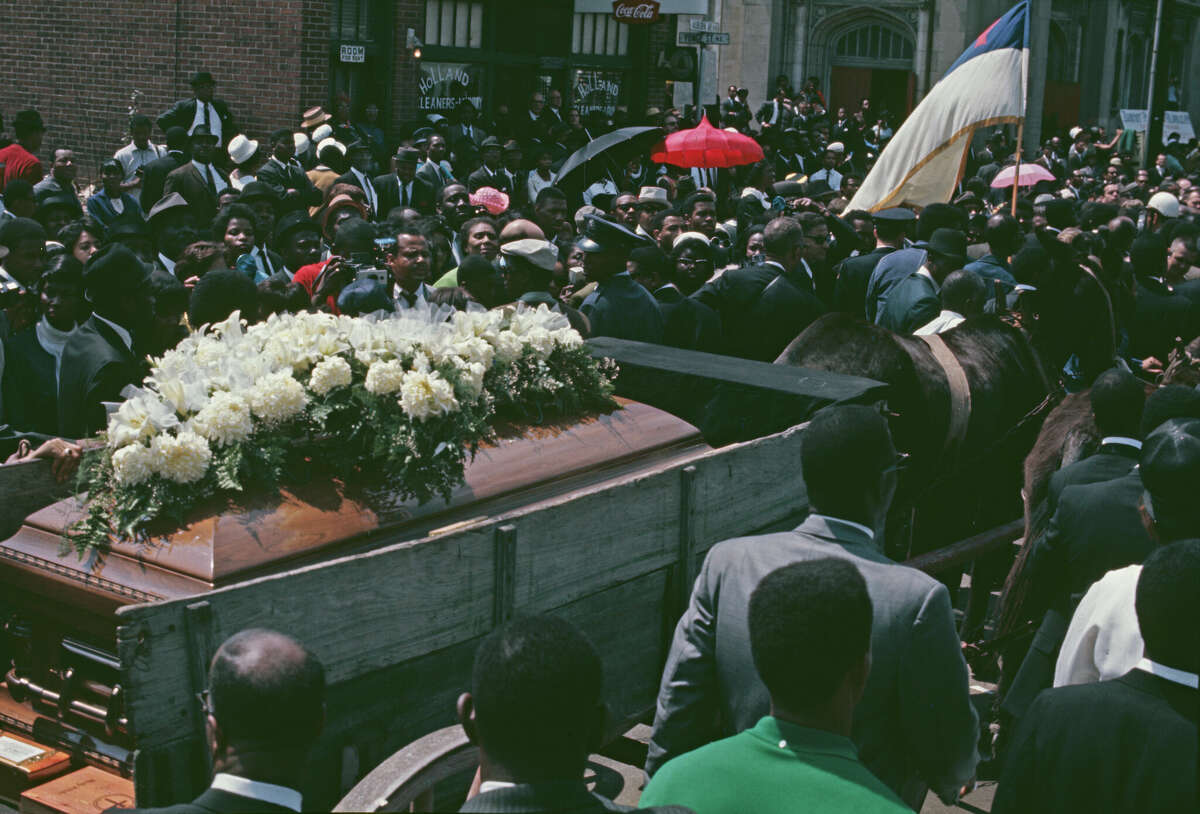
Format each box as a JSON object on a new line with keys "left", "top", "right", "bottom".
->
{"left": 827, "top": 20, "right": 916, "bottom": 126}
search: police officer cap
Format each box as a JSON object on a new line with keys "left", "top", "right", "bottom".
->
{"left": 874, "top": 207, "right": 916, "bottom": 222}
{"left": 501, "top": 238, "right": 558, "bottom": 271}
{"left": 577, "top": 215, "right": 646, "bottom": 254}
{"left": 84, "top": 244, "right": 150, "bottom": 298}
{"left": 412, "top": 128, "right": 434, "bottom": 145}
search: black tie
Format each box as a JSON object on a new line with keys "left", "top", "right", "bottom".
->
{"left": 202, "top": 102, "right": 210, "bottom": 130}
{"left": 400, "top": 289, "right": 417, "bottom": 308}
{"left": 204, "top": 164, "right": 216, "bottom": 194}
{"left": 400, "top": 181, "right": 408, "bottom": 207}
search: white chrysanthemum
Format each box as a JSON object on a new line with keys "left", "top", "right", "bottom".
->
{"left": 454, "top": 336, "right": 495, "bottom": 368}
{"left": 309, "top": 356, "right": 353, "bottom": 396}
{"left": 111, "top": 443, "right": 155, "bottom": 485}
{"left": 247, "top": 371, "right": 308, "bottom": 425}
{"left": 364, "top": 359, "right": 406, "bottom": 395}
{"left": 492, "top": 330, "right": 525, "bottom": 364}
{"left": 451, "top": 358, "right": 486, "bottom": 401}
{"left": 191, "top": 391, "right": 254, "bottom": 446}
{"left": 525, "top": 327, "right": 555, "bottom": 359}
{"left": 399, "top": 370, "right": 459, "bottom": 420}
{"left": 410, "top": 351, "right": 431, "bottom": 373}
{"left": 150, "top": 431, "right": 212, "bottom": 484}
{"left": 552, "top": 328, "right": 584, "bottom": 350}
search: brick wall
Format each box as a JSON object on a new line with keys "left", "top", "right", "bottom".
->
{"left": 1, "top": 0, "right": 333, "bottom": 184}
{"left": 391, "top": 0, "right": 425, "bottom": 134}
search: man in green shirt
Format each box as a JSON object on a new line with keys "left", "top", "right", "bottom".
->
{"left": 640, "top": 559, "right": 909, "bottom": 814}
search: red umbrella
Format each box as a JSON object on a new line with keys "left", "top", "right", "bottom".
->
{"left": 650, "top": 113, "right": 764, "bottom": 168}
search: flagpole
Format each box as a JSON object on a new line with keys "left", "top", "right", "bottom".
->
{"left": 1011, "top": 117, "right": 1024, "bottom": 217}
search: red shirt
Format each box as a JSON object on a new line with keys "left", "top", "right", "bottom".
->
{"left": 292, "top": 259, "right": 341, "bottom": 313}
{"left": 0, "top": 143, "right": 44, "bottom": 190}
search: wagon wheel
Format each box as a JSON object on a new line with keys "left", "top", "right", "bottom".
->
{"left": 334, "top": 725, "right": 477, "bottom": 812}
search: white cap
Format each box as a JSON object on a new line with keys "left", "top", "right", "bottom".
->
{"left": 501, "top": 238, "right": 558, "bottom": 272}
{"left": 311, "top": 123, "right": 334, "bottom": 143}
{"left": 1069, "top": 126, "right": 1083, "bottom": 139}
{"left": 672, "top": 231, "right": 711, "bottom": 250}
{"left": 226, "top": 134, "right": 259, "bottom": 165}
{"left": 293, "top": 132, "right": 311, "bottom": 154}
{"left": 1147, "top": 191, "right": 1180, "bottom": 218}
{"left": 827, "top": 141, "right": 845, "bottom": 154}
{"left": 316, "top": 137, "right": 346, "bottom": 156}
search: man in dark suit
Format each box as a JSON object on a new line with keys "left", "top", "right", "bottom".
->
{"left": 374, "top": 148, "right": 434, "bottom": 217}
{"left": 139, "top": 127, "right": 188, "bottom": 212}
{"left": 693, "top": 215, "right": 826, "bottom": 361}
{"left": 500, "top": 141, "right": 528, "bottom": 210}
{"left": 994, "top": 541, "right": 1199, "bottom": 814}
{"left": 646, "top": 406, "right": 979, "bottom": 808}
{"left": 57, "top": 246, "right": 153, "bottom": 438}
{"left": 579, "top": 216, "right": 663, "bottom": 343}
{"left": 257, "top": 128, "right": 322, "bottom": 211}
{"left": 467, "top": 137, "right": 511, "bottom": 195}
{"left": 877, "top": 228, "right": 967, "bottom": 334}
{"left": 832, "top": 207, "right": 911, "bottom": 316}
{"left": 446, "top": 100, "right": 488, "bottom": 152}
{"left": 163, "top": 126, "right": 228, "bottom": 227}
{"left": 156, "top": 71, "right": 237, "bottom": 148}
{"left": 334, "top": 141, "right": 380, "bottom": 218}
{"left": 113, "top": 628, "right": 325, "bottom": 814}
{"left": 648, "top": 239, "right": 721, "bottom": 353}
{"left": 457, "top": 616, "right": 688, "bottom": 814}
{"left": 756, "top": 89, "right": 793, "bottom": 132}
{"left": 1045, "top": 368, "right": 1145, "bottom": 513}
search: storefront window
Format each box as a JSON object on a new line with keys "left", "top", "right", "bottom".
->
{"left": 419, "top": 62, "right": 485, "bottom": 112}
{"left": 573, "top": 69, "right": 625, "bottom": 116}
{"left": 424, "top": 0, "right": 484, "bottom": 48}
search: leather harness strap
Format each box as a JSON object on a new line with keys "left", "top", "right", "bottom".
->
{"left": 919, "top": 333, "right": 972, "bottom": 453}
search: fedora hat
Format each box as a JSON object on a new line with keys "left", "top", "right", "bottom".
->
{"left": 226, "top": 134, "right": 259, "bottom": 166}
{"left": 926, "top": 228, "right": 968, "bottom": 265}
{"left": 301, "top": 106, "right": 332, "bottom": 129}
{"left": 189, "top": 124, "right": 218, "bottom": 143}
{"left": 190, "top": 71, "right": 215, "bottom": 87}
{"left": 637, "top": 186, "right": 669, "bottom": 208}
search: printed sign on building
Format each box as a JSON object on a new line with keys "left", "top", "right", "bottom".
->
{"left": 418, "top": 62, "right": 484, "bottom": 112}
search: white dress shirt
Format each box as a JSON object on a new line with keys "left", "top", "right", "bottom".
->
{"left": 393, "top": 282, "right": 434, "bottom": 311}
{"left": 1100, "top": 436, "right": 1142, "bottom": 451}
{"left": 527, "top": 170, "right": 554, "bottom": 204}
{"left": 35, "top": 316, "right": 74, "bottom": 383}
{"left": 808, "top": 167, "right": 843, "bottom": 191}
{"left": 192, "top": 160, "right": 228, "bottom": 194}
{"left": 157, "top": 253, "right": 176, "bottom": 276}
{"left": 210, "top": 773, "right": 302, "bottom": 812}
{"left": 189, "top": 100, "right": 223, "bottom": 142}
{"left": 352, "top": 168, "right": 378, "bottom": 215}
{"left": 251, "top": 246, "right": 276, "bottom": 278}
{"left": 915, "top": 309, "right": 965, "bottom": 335}
{"left": 582, "top": 178, "right": 618, "bottom": 205}
{"left": 92, "top": 313, "right": 133, "bottom": 351}
{"left": 114, "top": 141, "right": 166, "bottom": 183}
{"left": 1136, "top": 658, "right": 1199, "bottom": 689}
{"left": 1054, "top": 564, "right": 1142, "bottom": 687}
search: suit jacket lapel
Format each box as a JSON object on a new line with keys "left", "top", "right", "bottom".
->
{"left": 89, "top": 316, "right": 136, "bottom": 365}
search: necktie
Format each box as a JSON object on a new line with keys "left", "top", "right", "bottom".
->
{"left": 400, "top": 181, "right": 408, "bottom": 207}
{"left": 202, "top": 102, "right": 210, "bottom": 130}
{"left": 400, "top": 289, "right": 417, "bottom": 308}
{"left": 204, "top": 164, "right": 216, "bottom": 194}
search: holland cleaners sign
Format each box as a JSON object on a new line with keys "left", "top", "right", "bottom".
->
{"left": 612, "top": 0, "right": 659, "bottom": 23}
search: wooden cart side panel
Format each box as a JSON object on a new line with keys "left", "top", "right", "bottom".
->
{"left": 115, "top": 424, "right": 810, "bottom": 754}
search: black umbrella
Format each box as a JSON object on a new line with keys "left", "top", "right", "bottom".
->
{"left": 552, "top": 126, "right": 663, "bottom": 189}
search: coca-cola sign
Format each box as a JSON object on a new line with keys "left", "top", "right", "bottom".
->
{"left": 612, "top": 0, "right": 660, "bottom": 24}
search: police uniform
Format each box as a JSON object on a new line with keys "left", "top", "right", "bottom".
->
{"left": 578, "top": 217, "right": 663, "bottom": 343}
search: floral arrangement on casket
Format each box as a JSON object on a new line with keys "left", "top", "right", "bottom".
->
{"left": 68, "top": 305, "right": 617, "bottom": 554}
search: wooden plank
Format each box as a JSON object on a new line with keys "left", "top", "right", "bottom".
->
{"left": 0, "top": 458, "right": 70, "bottom": 541}
{"left": 903, "top": 519, "right": 1024, "bottom": 575}
{"left": 118, "top": 529, "right": 496, "bottom": 747}
{"left": 491, "top": 525, "right": 517, "bottom": 627}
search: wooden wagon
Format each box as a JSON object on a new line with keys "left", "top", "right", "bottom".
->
{"left": 0, "top": 345, "right": 889, "bottom": 809}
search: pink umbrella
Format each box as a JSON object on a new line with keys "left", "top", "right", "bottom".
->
{"left": 989, "top": 163, "right": 1056, "bottom": 189}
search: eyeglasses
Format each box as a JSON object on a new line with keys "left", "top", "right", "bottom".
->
{"left": 882, "top": 452, "right": 911, "bottom": 475}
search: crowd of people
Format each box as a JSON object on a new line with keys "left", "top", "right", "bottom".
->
{"left": 1, "top": 67, "right": 1198, "bottom": 813}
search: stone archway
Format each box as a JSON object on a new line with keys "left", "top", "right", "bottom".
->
{"left": 809, "top": 8, "right": 918, "bottom": 122}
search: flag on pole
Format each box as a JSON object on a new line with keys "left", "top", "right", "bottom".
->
{"left": 847, "top": 2, "right": 1030, "bottom": 212}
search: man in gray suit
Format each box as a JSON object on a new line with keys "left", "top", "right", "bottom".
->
{"left": 645, "top": 405, "right": 979, "bottom": 809}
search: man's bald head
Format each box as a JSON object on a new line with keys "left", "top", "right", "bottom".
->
{"left": 208, "top": 628, "right": 325, "bottom": 750}
{"left": 499, "top": 218, "right": 545, "bottom": 244}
